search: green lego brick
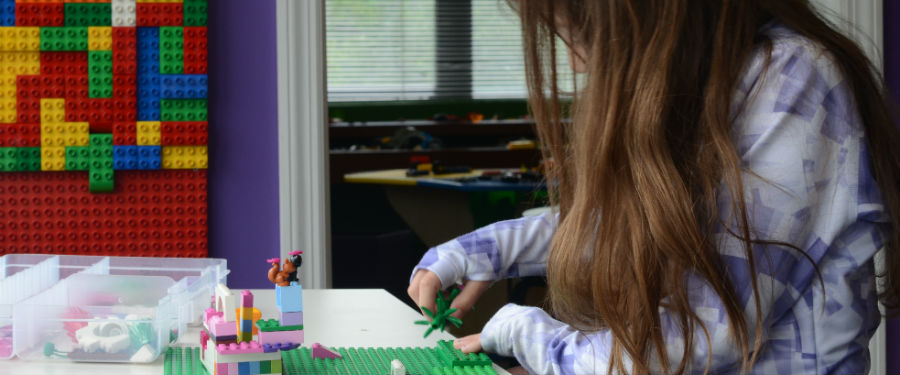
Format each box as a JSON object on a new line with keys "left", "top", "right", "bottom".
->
{"left": 40, "top": 27, "right": 88, "bottom": 51}
{"left": 260, "top": 358, "right": 271, "bottom": 373}
{"left": 256, "top": 318, "right": 304, "bottom": 332}
{"left": 164, "top": 347, "right": 207, "bottom": 375}
{"left": 159, "top": 27, "right": 184, "bottom": 74}
{"left": 89, "top": 168, "right": 114, "bottom": 192}
{"left": 88, "top": 50, "right": 113, "bottom": 98}
{"left": 65, "top": 3, "right": 111, "bottom": 27}
{"left": 15, "top": 147, "right": 41, "bottom": 171}
{"left": 0, "top": 147, "right": 17, "bottom": 171}
{"left": 279, "top": 344, "right": 497, "bottom": 375}
{"left": 161, "top": 99, "right": 207, "bottom": 122}
{"left": 184, "top": 0, "right": 208, "bottom": 26}
{"left": 65, "top": 146, "right": 91, "bottom": 171}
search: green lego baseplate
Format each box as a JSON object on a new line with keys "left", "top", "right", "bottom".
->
{"left": 164, "top": 346, "right": 208, "bottom": 375}
{"left": 164, "top": 340, "right": 497, "bottom": 375}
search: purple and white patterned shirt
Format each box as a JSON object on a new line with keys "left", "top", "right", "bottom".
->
{"left": 412, "top": 25, "right": 887, "bottom": 375}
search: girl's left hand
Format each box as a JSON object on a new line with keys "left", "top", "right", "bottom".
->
{"left": 453, "top": 333, "right": 482, "bottom": 353}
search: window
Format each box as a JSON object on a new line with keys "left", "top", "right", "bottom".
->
{"left": 325, "top": 0, "right": 572, "bottom": 103}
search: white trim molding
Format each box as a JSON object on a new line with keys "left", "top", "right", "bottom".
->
{"left": 276, "top": 0, "right": 331, "bottom": 288}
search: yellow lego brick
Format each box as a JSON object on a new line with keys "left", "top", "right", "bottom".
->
{"left": 136, "top": 121, "right": 161, "bottom": 145}
{"left": 41, "top": 122, "right": 89, "bottom": 147}
{"left": 161, "top": 145, "right": 208, "bottom": 169}
{"left": 88, "top": 27, "right": 112, "bottom": 51}
{"left": 239, "top": 308, "right": 254, "bottom": 320}
{"left": 0, "top": 97, "right": 15, "bottom": 124}
{"left": 41, "top": 147, "right": 66, "bottom": 171}
{"left": 0, "top": 52, "right": 39, "bottom": 76}
{"left": 40, "top": 98, "right": 66, "bottom": 124}
{"left": 0, "top": 27, "right": 41, "bottom": 52}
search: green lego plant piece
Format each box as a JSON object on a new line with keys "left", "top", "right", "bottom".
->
{"left": 0, "top": 147, "right": 17, "bottom": 171}
{"left": 88, "top": 50, "right": 113, "bottom": 98}
{"left": 184, "top": 0, "right": 208, "bottom": 26}
{"left": 161, "top": 99, "right": 207, "bottom": 122}
{"left": 256, "top": 318, "right": 304, "bottom": 332}
{"left": 164, "top": 347, "right": 206, "bottom": 375}
{"left": 40, "top": 27, "right": 88, "bottom": 51}
{"left": 65, "top": 3, "right": 111, "bottom": 27}
{"left": 414, "top": 288, "right": 463, "bottom": 338}
{"left": 159, "top": 27, "right": 184, "bottom": 74}
{"left": 16, "top": 147, "right": 41, "bottom": 171}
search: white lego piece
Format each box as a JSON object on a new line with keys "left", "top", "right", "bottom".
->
{"left": 75, "top": 318, "right": 131, "bottom": 353}
{"left": 215, "top": 283, "right": 237, "bottom": 322}
{"left": 129, "top": 344, "right": 157, "bottom": 363}
{"left": 111, "top": 0, "right": 136, "bottom": 27}
{"left": 391, "top": 359, "right": 407, "bottom": 375}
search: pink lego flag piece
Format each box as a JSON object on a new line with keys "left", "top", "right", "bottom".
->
{"left": 311, "top": 342, "right": 343, "bottom": 359}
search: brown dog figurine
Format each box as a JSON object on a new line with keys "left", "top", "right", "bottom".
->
{"left": 267, "top": 251, "right": 303, "bottom": 287}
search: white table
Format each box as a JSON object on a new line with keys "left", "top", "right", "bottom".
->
{"left": 0, "top": 289, "right": 509, "bottom": 375}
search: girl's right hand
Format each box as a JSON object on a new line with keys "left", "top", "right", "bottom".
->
{"left": 407, "top": 269, "right": 491, "bottom": 320}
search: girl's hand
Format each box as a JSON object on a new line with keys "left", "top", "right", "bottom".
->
{"left": 453, "top": 333, "right": 482, "bottom": 353}
{"left": 408, "top": 270, "right": 491, "bottom": 319}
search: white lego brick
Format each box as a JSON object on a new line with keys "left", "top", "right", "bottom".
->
{"left": 112, "top": 0, "right": 136, "bottom": 27}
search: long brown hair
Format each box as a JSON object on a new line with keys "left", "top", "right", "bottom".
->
{"left": 509, "top": 0, "right": 900, "bottom": 373}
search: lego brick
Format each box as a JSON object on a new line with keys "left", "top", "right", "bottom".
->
{"left": 183, "top": 0, "right": 206, "bottom": 26}
{"left": 136, "top": 2, "right": 181, "bottom": 26}
{"left": 256, "top": 319, "right": 303, "bottom": 333}
{"left": 209, "top": 345, "right": 281, "bottom": 364}
{"left": 0, "top": 170, "right": 209, "bottom": 255}
{"left": 275, "top": 284, "right": 303, "bottom": 312}
{"left": 15, "top": 2, "right": 64, "bottom": 26}
{"left": 0, "top": 123, "right": 40, "bottom": 147}
{"left": 0, "top": 26, "right": 40, "bottom": 51}
{"left": 136, "top": 145, "right": 161, "bottom": 169}
{"left": 228, "top": 362, "right": 237, "bottom": 375}
{"left": 16, "top": 147, "right": 41, "bottom": 171}
{"left": 311, "top": 343, "right": 342, "bottom": 359}
{"left": 183, "top": 26, "right": 207, "bottom": 74}
{"left": 238, "top": 361, "right": 249, "bottom": 375}
{"left": 0, "top": 147, "right": 16, "bottom": 171}
{"left": 161, "top": 145, "right": 206, "bottom": 169}
{"left": 136, "top": 120, "right": 160, "bottom": 145}
{"left": 113, "top": 145, "right": 137, "bottom": 170}
{"left": 40, "top": 146, "right": 65, "bottom": 170}
{"left": 239, "top": 319, "right": 252, "bottom": 332}
{"left": 18, "top": 74, "right": 66, "bottom": 100}
{"left": 112, "top": 121, "right": 136, "bottom": 144}
{"left": 435, "top": 340, "right": 492, "bottom": 367}
{"left": 249, "top": 360, "right": 260, "bottom": 375}
{"left": 40, "top": 98, "right": 66, "bottom": 123}
{"left": 40, "top": 27, "right": 88, "bottom": 51}
{"left": 161, "top": 74, "right": 206, "bottom": 99}
{"left": 64, "top": 2, "right": 111, "bottom": 26}
{"left": 216, "top": 341, "right": 263, "bottom": 355}
{"left": 88, "top": 26, "right": 111, "bottom": 50}
{"left": 257, "top": 329, "right": 304, "bottom": 347}
{"left": 262, "top": 342, "right": 299, "bottom": 353}
{"left": 208, "top": 315, "right": 237, "bottom": 338}
{"left": 0, "top": 0, "right": 13, "bottom": 26}
{"left": 259, "top": 359, "right": 270, "bottom": 374}
{"left": 163, "top": 347, "right": 203, "bottom": 375}
{"left": 41, "top": 51, "right": 87, "bottom": 75}
{"left": 161, "top": 121, "right": 206, "bottom": 145}
{"left": 159, "top": 26, "right": 183, "bottom": 74}
{"left": 217, "top": 362, "right": 227, "bottom": 375}
{"left": 279, "top": 311, "right": 303, "bottom": 326}
{"left": 0, "top": 51, "right": 40, "bottom": 76}
{"left": 111, "top": 0, "right": 136, "bottom": 27}
{"left": 88, "top": 50, "right": 113, "bottom": 98}
{"left": 240, "top": 290, "right": 253, "bottom": 307}
{"left": 160, "top": 98, "right": 206, "bottom": 121}
{"left": 112, "top": 27, "right": 137, "bottom": 75}
{"left": 137, "top": 26, "right": 160, "bottom": 74}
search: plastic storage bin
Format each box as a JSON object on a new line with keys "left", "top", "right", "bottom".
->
{"left": 3, "top": 255, "right": 227, "bottom": 363}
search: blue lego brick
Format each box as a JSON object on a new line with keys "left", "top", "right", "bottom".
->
{"left": 113, "top": 145, "right": 138, "bottom": 170}
{"left": 161, "top": 74, "right": 208, "bottom": 99}
{"left": 136, "top": 145, "right": 161, "bottom": 169}
{"left": 137, "top": 73, "right": 161, "bottom": 101}
{"left": 276, "top": 284, "right": 303, "bottom": 313}
{"left": 137, "top": 99, "right": 161, "bottom": 121}
{"left": 137, "top": 27, "right": 160, "bottom": 75}
{"left": 249, "top": 360, "right": 260, "bottom": 374}
{"left": 0, "top": 0, "right": 14, "bottom": 26}
{"left": 240, "top": 319, "right": 253, "bottom": 332}
{"left": 238, "top": 361, "right": 249, "bottom": 375}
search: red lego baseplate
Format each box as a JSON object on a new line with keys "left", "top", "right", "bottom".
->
{"left": 0, "top": 170, "right": 207, "bottom": 256}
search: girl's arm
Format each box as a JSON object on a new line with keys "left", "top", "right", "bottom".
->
{"left": 410, "top": 212, "right": 557, "bottom": 289}
{"left": 481, "top": 35, "right": 887, "bottom": 374}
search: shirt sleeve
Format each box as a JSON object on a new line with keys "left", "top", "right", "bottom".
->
{"left": 480, "top": 34, "right": 887, "bottom": 374}
{"left": 411, "top": 212, "right": 557, "bottom": 289}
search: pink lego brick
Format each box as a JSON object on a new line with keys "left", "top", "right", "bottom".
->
{"left": 227, "top": 362, "right": 237, "bottom": 375}
{"left": 258, "top": 329, "right": 304, "bottom": 345}
{"left": 217, "top": 362, "right": 228, "bottom": 375}
{"left": 311, "top": 342, "right": 343, "bottom": 359}
{"left": 216, "top": 341, "right": 264, "bottom": 355}
{"left": 240, "top": 290, "right": 253, "bottom": 307}
{"left": 279, "top": 311, "right": 303, "bottom": 326}
{"left": 209, "top": 315, "right": 237, "bottom": 337}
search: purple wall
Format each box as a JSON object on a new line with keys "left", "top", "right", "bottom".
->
{"left": 207, "top": 0, "right": 281, "bottom": 288}
{"left": 886, "top": 0, "right": 899, "bottom": 373}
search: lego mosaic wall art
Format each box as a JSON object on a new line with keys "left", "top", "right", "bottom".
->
{"left": 0, "top": 0, "right": 209, "bottom": 256}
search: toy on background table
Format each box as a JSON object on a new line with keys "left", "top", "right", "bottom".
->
{"left": 268, "top": 251, "right": 302, "bottom": 287}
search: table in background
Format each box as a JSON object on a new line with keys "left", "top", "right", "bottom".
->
{"left": 0, "top": 289, "right": 509, "bottom": 375}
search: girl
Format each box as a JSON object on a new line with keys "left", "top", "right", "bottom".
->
{"left": 408, "top": 1, "right": 899, "bottom": 374}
